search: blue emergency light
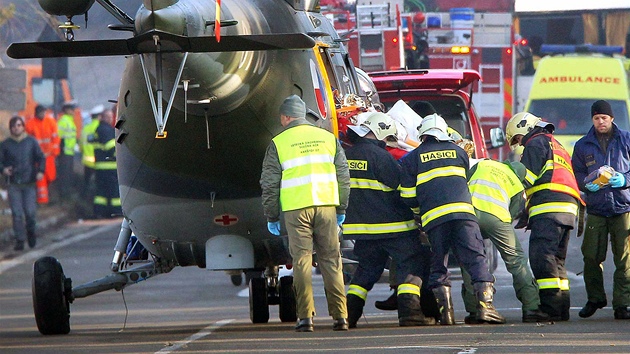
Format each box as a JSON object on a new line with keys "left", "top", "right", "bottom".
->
{"left": 540, "top": 44, "right": 623, "bottom": 55}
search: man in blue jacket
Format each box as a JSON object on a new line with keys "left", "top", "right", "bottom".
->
{"left": 572, "top": 100, "right": 630, "bottom": 320}
{"left": 0, "top": 116, "right": 45, "bottom": 250}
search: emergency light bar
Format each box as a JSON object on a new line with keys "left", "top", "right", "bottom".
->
{"left": 540, "top": 44, "right": 623, "bottom": 55}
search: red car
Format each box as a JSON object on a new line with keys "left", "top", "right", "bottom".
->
{"left": 368, "top": 69, "right": 505, "bottom": 158}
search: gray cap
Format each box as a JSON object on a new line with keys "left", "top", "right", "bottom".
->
{"left": 279, "top": 95, "right": 306, "bottom": 118}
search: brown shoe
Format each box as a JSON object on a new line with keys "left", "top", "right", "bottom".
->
{"left": 333, "top": 318, "right": 348, "bottom": 331}
{"left": 295, "top": 318, "right": 314, "bottom": 332}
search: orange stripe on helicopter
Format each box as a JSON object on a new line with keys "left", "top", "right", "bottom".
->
{"left": 215, "top": 0, "right": 221, "bottom": 42}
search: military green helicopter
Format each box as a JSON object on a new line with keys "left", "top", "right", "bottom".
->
{"left": 8, "top": 0, "right": 377, "bottom": 335}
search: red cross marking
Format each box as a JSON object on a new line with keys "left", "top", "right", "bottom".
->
{"left": 214, "top": 214, "right": 238, "bottom": 226}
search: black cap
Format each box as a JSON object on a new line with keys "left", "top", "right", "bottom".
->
{"left": 591, "top": 100, "right": 614, "bottom": 118}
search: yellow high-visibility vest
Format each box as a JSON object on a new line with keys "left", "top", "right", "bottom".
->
{"left": 273, "top": 125, "right": 339, "bottom": 212}
{"left": 469, "top": 160, "right": 523, "bottom": 223}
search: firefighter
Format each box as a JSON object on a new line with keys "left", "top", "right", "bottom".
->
{"left": 400, "top": 113, "right": 505, "bottom": 325}
{"left": 90, "top": 107, "right": 121, "bottom": 218}
{"left": 57, "top": 101, "right": 78, "bottom": 201}
{"left": 25, "top": 104, "right": 59, "bottom": 204}
{"left": 460, "top": 155, "right": 550, "bottom": 323}
{"left": 80, "top": 105, "right": 103, "bottom": 200}
{"left": 505, "top": 112, "right": 583, "bottom": 321}
{"left": 343, "top": 112, "right": 436, "bottom": 328}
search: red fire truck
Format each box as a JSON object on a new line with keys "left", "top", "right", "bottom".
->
{"left": 325, "top": 5, "right": 515, "bottom": 160}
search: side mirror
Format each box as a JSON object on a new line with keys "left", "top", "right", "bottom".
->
{"left": 489, "top": 127, "right": 506, "bottom": 149}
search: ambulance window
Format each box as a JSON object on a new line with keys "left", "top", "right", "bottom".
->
{"left": 528, "top": 99, "right": 630, "bottom": 134}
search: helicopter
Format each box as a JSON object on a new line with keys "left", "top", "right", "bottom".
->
{"left": 7, "top": 0, "right": 378, "bottom": 334}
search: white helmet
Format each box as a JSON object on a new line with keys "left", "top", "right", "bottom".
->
{"left": 418, "top": 113, "right": 452, "bottom": 141}
{"left": 359, "top": 112, "right": 397, "bottom": 141}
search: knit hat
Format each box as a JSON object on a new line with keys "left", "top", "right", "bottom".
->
{"left": 279, "top": 95, "right": 306, "bottom": 118}
{"left": 591, "top": 100, "right": 614, "bottom": 118}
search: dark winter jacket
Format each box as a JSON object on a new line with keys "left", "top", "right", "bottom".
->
{"left": 572, "top": 123, "right": 630, "bottom": 217}
{"left": 0, "top": 134, "right": 45, "bottom": 185}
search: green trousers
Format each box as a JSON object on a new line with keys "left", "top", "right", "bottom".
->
{"left": 462, "top": 210, "right": 541, "bottom": 312}
{"left": 581, "top": 212, "right": 630, "bottom": 309}
{"left": 285, "top": 206, "right": 347, "bottom": 320}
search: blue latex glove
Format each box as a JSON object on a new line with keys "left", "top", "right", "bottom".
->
{"left": 585, "top": 182, "right": 600, "bottom": 192}
{"left": 267, "top": 221, "right": 281, "bottom": 236}
{"left": 336, "top": 214, "right": 346, "bottom": 226}
{"left": 610, "top": 172, "right": 625, "bottom": 188}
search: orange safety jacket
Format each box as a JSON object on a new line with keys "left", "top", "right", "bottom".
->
{"left": 523, "top": 133, "right": 584, "bottom": 219}
{"left": 25, "top": 115, "right": 60, "bottom": 203}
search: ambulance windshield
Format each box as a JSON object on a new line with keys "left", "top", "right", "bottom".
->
{"left": 528, "top": 99, "right": 629, "bottom": 134}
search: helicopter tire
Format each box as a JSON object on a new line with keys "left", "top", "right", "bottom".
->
{"left": 249, "top": 277, "right": 269, "bottom": 323}
{"left": 278, "top": 276, "right": 297, "bottom": 322}
{"left": 32, "top": 256, "right": 71, "bottom": 335}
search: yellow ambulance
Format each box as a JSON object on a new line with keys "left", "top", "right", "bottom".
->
{"left": 524, "top": 44, "right": 630, "bottom": 155}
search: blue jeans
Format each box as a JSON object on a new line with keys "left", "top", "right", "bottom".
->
{"left": 8, "top": 184, "right": 37, "bottom": 242}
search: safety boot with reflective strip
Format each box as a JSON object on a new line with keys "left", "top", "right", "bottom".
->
{"left": 474, "top": 282, "right": 506, "bottom": 324}
{"left": 346, "top": 284, "right": 367, "bottom": 328}
{"left": 398, "top": 275, "right": 435, "bottom": 326}
{"left": 432, "top": 285, "right": 455, "bottom": 325}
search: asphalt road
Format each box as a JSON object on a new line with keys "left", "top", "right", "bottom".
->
{"left": 0, "top": 219, "right": 628, "bottom": 353}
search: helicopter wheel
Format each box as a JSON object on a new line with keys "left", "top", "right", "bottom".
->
{"left": 278, "top": 276, "right": 297, "bottom": 322}
{"left": 32, "top": 256, "right": 71, "bottom": 335}
{"left": 249, "top": 277, "right": 269, "bottom": 323}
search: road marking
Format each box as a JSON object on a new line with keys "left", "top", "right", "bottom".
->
{"left": 0, "top": 223, "right": 118, "bottom": 275}
{"left": 155, "top": 319, "right": 234, "bottom": 353}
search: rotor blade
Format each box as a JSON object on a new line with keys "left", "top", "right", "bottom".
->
{"left": 7, "top": 31, "right": 316, "bottom": 59}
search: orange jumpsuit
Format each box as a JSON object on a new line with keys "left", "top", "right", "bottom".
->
{"left": 25, "top": 115, "right": 60, "bottom": 204}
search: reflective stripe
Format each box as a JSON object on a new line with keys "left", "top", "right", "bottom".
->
{"left": 111, "top": 198, "right": 121, "bottom": 207}
{"left": 350, "top": 177, "right": 394, "bottom": 192}
{"left": 529, "top": 202, "right": 578, "bottom": 217}
{"left": 280, "top": 173, "right": 337, "bottom": 189}
{"left": 526, "top": 182, "right": 582, "bottom": 201}
{"left": 103, "top": 138, "right": 116, "bottom": 151}
{"left": 416, "top": 166, "right": 466, "bottom": 186}
{"left": 348, "top": 284, "right": 369, "bottom": 300}
{"left": 281, "top": 154, "right": 334, "bottom": 170}
{"left": 342, "top": 220, "right": 417, "bottom": 234}
{"left": 94, "top": 161, "right": 118, "bottom": 170}
{"left": 559, "top": 279, "right": 569, "bottom": 291}
{"left": 421, "top": 202, "right": 476, "bottom": 226}
{"left": 537, "top": 277, "right": 561, "bottom": 289}
{"left": 94, "top": 196, "right": 108, "bottom": 206}
{"left": 400, "top": 186, "right": 416, "bottom": 199}
{"left": 524, "top": 168, "right": 537, "bottom": 185}
{"left": 397, "top": 283, "right": 420, "bottom": 296}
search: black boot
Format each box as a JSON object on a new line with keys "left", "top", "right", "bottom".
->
{"left": 560, "top": 289, "right": 570, "bottom": 321}
{"left": 614, "top": 307, "right": 630, "bottom": 319}
{"left": 346, "top": 294, "right": 365, "bottom": 328}
{"left": 474, "top": 282, "right": 506, "bottom": 324}
{"left": 579, "top": 300, "right": 607, "bottom": 318}
{"left": 375, "top": 289, "right": 398, "bottom": 311}
{"left": 540, "top": 288, "right": 564, "bottom": 321}
{"left": 432, "top": 286, "right": 455, "bottom": 325}
{"left": 398, "top": 275, "right": 436, "bottom": 326}
{"left": 421, "top": 286, "right": 441, "bottom": 322}
{"left": 522, "top": 308, "right": 550, "bottom": 323}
